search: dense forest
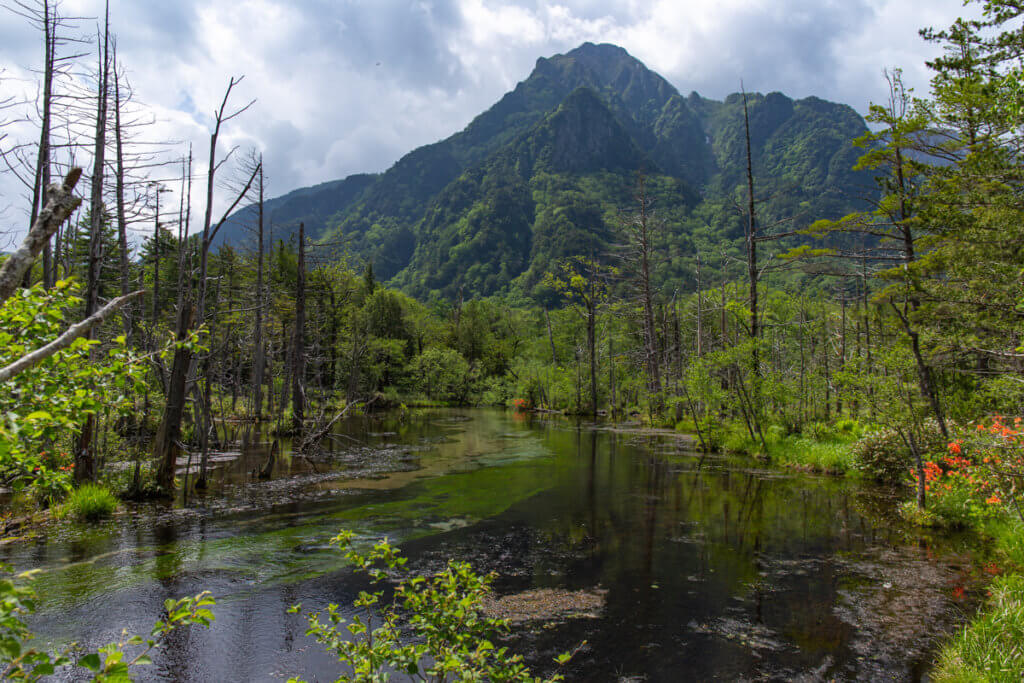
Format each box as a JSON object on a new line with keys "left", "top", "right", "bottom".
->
{"left": 2, "top": 0, "right": 1024, "bottom": 680}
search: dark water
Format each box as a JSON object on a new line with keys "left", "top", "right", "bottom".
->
{"left": 1, "top": 409, "right": 987, "bottom": 681}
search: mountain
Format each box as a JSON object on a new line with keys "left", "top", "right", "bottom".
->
{"left": 213, "top": 173, "right": 377, "bottom": 247}
{"left": 221, "top": 43, "right": 873, "bottom": 299}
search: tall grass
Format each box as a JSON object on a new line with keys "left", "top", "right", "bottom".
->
{"left": 934, "top": 573, "right": 1024, "bottom": 682}
{"left": 768, "top": 437, "right": 857, "bottom": 474}
{"left": 55, "top": 484, "right": 118, "bottom": 522}
{"left": 934, "top": 519, "right": 1024, "bottom": 681}
{"left": 712, "top": 420, "right": 858, "bottom": 474}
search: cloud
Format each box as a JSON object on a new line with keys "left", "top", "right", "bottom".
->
{"left": 0, "top": 0, "right": 979, "bottom": 245}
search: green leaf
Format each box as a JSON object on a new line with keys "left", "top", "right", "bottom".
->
{"left": 80, "top": 652, "right": 101, "bottom": 672}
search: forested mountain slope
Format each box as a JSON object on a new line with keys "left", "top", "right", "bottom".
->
{"left": 222, "top": 42, "right": 873, "bottom": 299}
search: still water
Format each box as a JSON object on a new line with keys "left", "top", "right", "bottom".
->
{"left": 2, "top": 409, "right": 985, "bottom": 681}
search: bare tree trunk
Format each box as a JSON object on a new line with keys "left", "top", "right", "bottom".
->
{"left": 154, "top": 299, "right": 194, "bottom": 495}
{"left": 252, "top": 158, "right": 265, "bottom": 421}
{"left": 26, "top": 0, "right": 56, "bottom": 290}
{"left": 742, "top": 90, "right": 759, "bottom": 380}
{"left": 545, "top": 308, "right": 557, "bottom": 365}
{"left": 113, "top": 60, "right": 132, "bottom": 341}
{"left": 292, "top": 222, "right": 306, "bottom": 435}
{"left": 76, "top": 4, "right": 110, "bottom": 484}
{"left": 695, "top": 253, "right": 703, "bottom": 358}
{"left": 587, "top": 297, "right": 597, "bottom": 417}
{"left": 193, "top": 78, "right": 256, "bottom": 489}
{"left": 633, "top": 175, "right": 661, "bottom": 395}
{"left": 608, "top": 334, "right": 616, "bottom": 418}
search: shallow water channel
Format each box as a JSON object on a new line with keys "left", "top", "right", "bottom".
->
{"left": 3, "top": 409, "right": 991, "bottom": 681}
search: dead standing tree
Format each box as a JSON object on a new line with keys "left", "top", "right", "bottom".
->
{"left": 616, "top": 173, "right": 663, "bottom": 399}
{"left": 74, "top": 2, "right": 111, "bottom": 483}
{"left": 292, "top": 221, "right": 306, "bottom": 436}
{"left": 153, "top": 77, "right": 256, "bottom": 495}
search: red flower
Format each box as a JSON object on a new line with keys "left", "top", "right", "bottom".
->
{"left": 948, "top": 442, "right": 962, "bottom": 455}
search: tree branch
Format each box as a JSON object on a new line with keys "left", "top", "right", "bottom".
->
{"left": 0, "top": 167, "right": 82, "bottom": 303}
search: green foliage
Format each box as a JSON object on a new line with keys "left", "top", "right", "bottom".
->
{"left": 56, "top": 484, "right": 118, "bottom": 523}
{"left": 289, "top": 531, "right": 574, "bottom": 683}
{"left": 0, "top": 281, "right": 143, "bottom": 503}
{"left": 408, "top": 348, "right": 473, "bottom": 404}
{"left": 0, "top": 565, "right": 214, "bottom": 681}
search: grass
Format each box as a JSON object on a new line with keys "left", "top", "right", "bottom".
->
{"left": 934, "top": 518, "right": 1024, "bottom": 682}
{"left": 934, "top": 572, "right": 1024, "bottom": 682}
{"left": 768, "top": 437, "right": 857, "bottom": 474}
{"left": 55, "top": 483, "right": 118, "bottom": 522}
{"left": 711, "top": 420, "right": 858, "bottom": 474}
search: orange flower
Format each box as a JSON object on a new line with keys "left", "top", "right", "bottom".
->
{"left": 948, "top": 442, "right": 962, "bottom": 455}
{"left": 986, "top": 495, "right": 1002, "bottom": 505}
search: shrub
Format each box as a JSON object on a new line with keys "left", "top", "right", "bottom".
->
{"left": 852, "top": 420, "right": 947, "bottom": 484}
{"left": 58, "top": 484, "right": 118, "bottom": 522}
{"left": 290, "top": 531, "right": 576, "bottom": 682}
{"left": 834, "top": 418, "right": 862, "bottom": 438}
{"left": 801, "top": 421, "right": 835, "bottom": 441}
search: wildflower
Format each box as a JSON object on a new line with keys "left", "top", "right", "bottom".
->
{"left": 948, "top": 442, "right": 962, "bottom": 455}
{"left": 952, "top": 586, "right": 965, "bottom": 599}
{"left": 986, "top": 495, "right": 1002, "bottom": 505}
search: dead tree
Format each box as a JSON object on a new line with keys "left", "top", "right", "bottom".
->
{"left": 618, "top": 173, "right": 662, "bottom": 396}
{"left": 292, "top": 222, "right": 306, "bottom": 435}
{"left": 152, "top": 77, "right": 255, "bottom": 495}
{"left": 75, "top": 3, "right": 111, "bottom": 484}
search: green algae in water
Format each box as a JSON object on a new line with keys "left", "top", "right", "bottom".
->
{"left": 25, "top": 435, "right": 562, "bottom": 612}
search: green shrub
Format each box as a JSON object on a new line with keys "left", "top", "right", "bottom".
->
{"left": 290, "top": 531, "right": 574, "bottom": 682}
{"left": 852, "top": 421, "right": 947, "bottom": 484}
{"left": 920, "top": 478, "right": 981, "bottom": 529}
{"left": 934, "top": 573, "right": 1024, "bottom": 682}
{"left": 766, "top": 424, "right": 788, "bottom": 443}
{"left": 721, "top": 422, "right": 759, "bottom": 454}
{"left": 57, "top": 484, "right": 118, "bottom": 522}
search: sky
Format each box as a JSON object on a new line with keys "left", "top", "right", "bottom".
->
{"left": 0, "top": 0, "right": 981, "bottom": 245}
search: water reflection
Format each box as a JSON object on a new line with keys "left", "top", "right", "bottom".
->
{"left": 0, "top": 409, "right": 985, "bottom": 681}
